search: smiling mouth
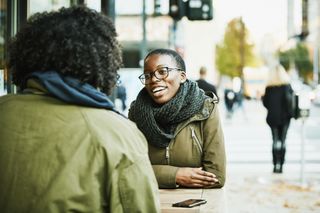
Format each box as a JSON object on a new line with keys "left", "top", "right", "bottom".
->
{"left": 152, "top": 86, "right": 167, "bottom": 93}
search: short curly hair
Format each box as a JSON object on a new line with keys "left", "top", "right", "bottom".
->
{"left": 7, "top": 6, "right": 122, "bottom": 95}
{"left": 144, "top": 48, "right": 186, "bottom": 71}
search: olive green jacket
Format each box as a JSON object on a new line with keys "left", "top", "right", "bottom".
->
{"left": 0, "top": 90, "right": 160, "bottom": 212}
{"left": 148, "top": 97, "right": 226, "bottom": 189}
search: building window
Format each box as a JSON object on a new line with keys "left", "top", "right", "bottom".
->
{"left": 29, "top": 0, "right": 70, "bottom": 16}
{"left": 0, "top": 0, "right": 6, "bottom": 95}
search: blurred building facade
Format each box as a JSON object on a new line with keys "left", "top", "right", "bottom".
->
{"left": 115, "top": 0, "right": 218, "bottom": 84}
{"left": 0, "top": 0, "right": 220, "bottom": 108}
{"left": 287, "top": 0, "right": 320, "bottom": 85}
{"left": 307, "top": 0, "right": 320, "bottom": 85}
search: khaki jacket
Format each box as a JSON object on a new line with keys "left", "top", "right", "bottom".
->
{"left": 0, "top": 91, "right": 160, "bottom": 212}
{"left": 148, "top": 97, "right": 226, "bottom": 188}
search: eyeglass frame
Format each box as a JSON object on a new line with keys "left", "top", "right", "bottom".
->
{"left": 138, "top": 66, "right": 184, "bottom": 85}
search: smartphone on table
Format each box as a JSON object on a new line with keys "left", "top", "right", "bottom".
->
{"left": 172, "top": 199, "right": 207, "bottom": 208}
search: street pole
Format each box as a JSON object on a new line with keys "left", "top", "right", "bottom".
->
{"left": 101, "top": 0, "right": 115, "bottom": 23}
{"left": 300, "top": 117, "right": 306, "bottom": 186}
{"left": 140, "top": 0, "right": 147, "bottom": 67}
{"left": 313, "top": 47, "right": 319, "bottom": 86}
{"left": 239, "top": 17, "right": 245, "bottom": 96}
{"left": 298, "top": 93, "right": 311, "bottom": 186}
{"left": 172, "top": 20, "right": 177, "bottom": 49}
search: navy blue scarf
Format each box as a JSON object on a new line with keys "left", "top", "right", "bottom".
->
{"left": 24, "top": 71, "right": 116, "bottom": 111}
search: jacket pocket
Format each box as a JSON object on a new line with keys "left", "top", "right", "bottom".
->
{"left": 190, "top": 126, "right": 203, "bottom": 154}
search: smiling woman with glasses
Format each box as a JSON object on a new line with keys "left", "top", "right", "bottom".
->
{"left": 129, "top": 48, "right": 226, "bottom": 189}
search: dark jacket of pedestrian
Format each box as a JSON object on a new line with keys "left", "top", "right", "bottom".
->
{"left": 196, "top": 66, "right": 218, "bottom": 97}
{"left": 196, "top": 79, "right": 217, "bottom": 96}
{"left": 263, "top": 84, "right": 292, "bottom": 126}
{"left": 0, "top": 6, "right": 160, "bottom": 212}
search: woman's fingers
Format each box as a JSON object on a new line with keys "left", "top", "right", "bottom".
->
{"left": 176, "top": 167, "right": 219, "bottom": 187}
{"left": 193, "top": 170, "right": 217, "bottom": 179}
{"left": 194, "top": 168, "right": 216, "bottom": 177}
{"left": 192, "top": 178, "right": 215, "bottom": 184}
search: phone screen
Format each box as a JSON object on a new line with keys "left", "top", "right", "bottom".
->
{"left": 172, "top": 199, "right": 207, "bottom": 208}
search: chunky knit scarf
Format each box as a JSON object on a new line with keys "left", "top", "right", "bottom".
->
{"left": 129, "top": 80, "right": 207, "bottom": 148}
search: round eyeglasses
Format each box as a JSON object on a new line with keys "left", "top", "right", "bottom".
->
{"left": 138, "top": 67, "right": 183, "bottom": 85}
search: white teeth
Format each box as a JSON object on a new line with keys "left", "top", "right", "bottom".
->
{"left": 152, "top": 87, "right": 165, "bottom": 93}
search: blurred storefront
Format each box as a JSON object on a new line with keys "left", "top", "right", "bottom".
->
{"left": 0, "top": 0, "right": 115, "bottom": 96}
{"left": 307, "top": 0, "right": 320, "bottom": 86}
{"left": 0, "top": 0, "right": 6, "bottom": 95}
{"left": 286, "top": 0, "right": 320, "bottom": 85}
{"left": 1, "top": 0, "right": 219, "bottom": 95}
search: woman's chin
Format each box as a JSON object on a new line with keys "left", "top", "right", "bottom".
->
{"left": 151, "top": 96, "right": 169, "bottom": 105}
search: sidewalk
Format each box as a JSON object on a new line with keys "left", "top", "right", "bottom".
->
{"left": 220, "top": 100, "right": 320, "bottom": 213}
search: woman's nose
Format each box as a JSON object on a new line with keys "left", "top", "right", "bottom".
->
{"left": 150, "top": 73, "right": 160, "bottom": 82}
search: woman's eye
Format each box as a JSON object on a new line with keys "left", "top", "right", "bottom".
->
{"left": 158, "top": 69, "right": 167, "bottom": 75}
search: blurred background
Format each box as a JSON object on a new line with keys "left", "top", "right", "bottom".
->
{"left": 0, "top": 0, "right": 319, "bottom": 212}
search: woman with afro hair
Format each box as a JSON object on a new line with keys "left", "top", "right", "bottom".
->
{"left": 0, "top": 6, "right": 160, "bottom": 213}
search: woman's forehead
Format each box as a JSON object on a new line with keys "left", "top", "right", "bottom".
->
{"left": 145, "top": 54, "right": 176, "bottom": 68}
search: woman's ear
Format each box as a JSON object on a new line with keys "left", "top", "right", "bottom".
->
{"left": 180, "top": 71, "right": 187, "bottom": 83}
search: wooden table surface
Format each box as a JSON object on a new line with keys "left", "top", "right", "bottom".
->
{"left": 160, "top": 188, "right": 227, "bottom": 213}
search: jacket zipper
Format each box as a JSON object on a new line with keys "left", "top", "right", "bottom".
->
{"left": 165, "top": 146, "right": 170, "bottom": 164}
{"left": 190, "top": 127, "right": 203, "bottom": 153}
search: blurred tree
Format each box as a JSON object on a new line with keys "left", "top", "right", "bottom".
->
{"left": 279, "top": 42, "right": 313, "bottom": 83}
{"left": 215, "top": 17, "right": 257, "bottom": 79}
{"left": 215, "top": 18, "right": 258, "bottom": 98}
{"left": 278, "top": 49, "right": 292, "bottom": 71}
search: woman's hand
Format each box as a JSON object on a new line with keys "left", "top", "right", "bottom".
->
{"left": 175, "top": 167, "right": 218, "bottom": 188}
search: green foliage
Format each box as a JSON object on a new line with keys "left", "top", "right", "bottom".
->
{"left": 215, "top": 17, "right": 257, "bottom": 78}
{"left": 278, "top": 42, "right": 313, "bottom": 82}
{"left": 279, "top": 50, "right": 292, "bottom": 71}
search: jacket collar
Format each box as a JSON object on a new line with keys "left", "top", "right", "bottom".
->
{"left": 23, "top": 78, "right": 49, "bottom": 95}
{"left": 174, "top": 97, "right": 216, "bottom": 137}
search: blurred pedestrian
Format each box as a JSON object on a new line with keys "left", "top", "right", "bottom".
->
{"left": 116, "top": 83, "right": 127, "bottom": 111}
{"left": 129, "top": 48, "right": 226, "bottom": 189}
{"left": 224, "top": 88, "right": 236, "bottom": 118}
{"left": 262, "top": 64, "right": 293, "bottom": 173}
{"left": 196, "top": 66, "right": 218, "bottom": 97}
{"left": 223, "top": 79, "right": 236, "bottom": 119}
{"left": 232, "top": 77, "right": 247, "bottom": 120}
{"left": 232, "top": 77, "right": 243, "bottom": 108}
{"left": 0, "top": 6, "right": 160, "bottom": 212}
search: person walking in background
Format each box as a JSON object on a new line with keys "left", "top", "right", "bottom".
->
{"left": 224, "top": 87, "right": 236, "bottom": 119}
{"left": 129, "top": 49, "right": 226, "bottom": 189}
{"left": 196, "top": 66, "right": 218, "bottom": 97}
{"left": 0, "top": 6, "right": 160, "bottom": 212}
{"left": 223, "top": 79, "right": 236, "bottom": 119}
{"left": 262, "top": 64, "right": 293, "bottom": 174}
{"left": 116, "top": 83, "right": 127, "bottom": 111}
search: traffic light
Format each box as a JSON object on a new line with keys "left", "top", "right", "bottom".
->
{"left": 169, "top": 0, "right": 186, "bottom": 20}
{"left": 154, "top": 0, "right": 162, "bottom": 16}
{"left": 186, "top": 0, "right": 213, "bottom": 21}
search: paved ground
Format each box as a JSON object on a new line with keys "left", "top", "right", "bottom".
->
{"left": 220, "top": 100, "right": 320, "bottom": 213}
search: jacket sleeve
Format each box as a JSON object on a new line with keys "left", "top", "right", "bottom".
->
{"left": 202, "top": 104, "right": 226, "bottom": 188}
{"left": 151, "top": 165, "right": 179, "bottom": 189}
{"left": 103, "top": 135, "right": 161, "bottom": 212}
{"left": 113, "top": 155, "right": 161, "bottom": 212}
